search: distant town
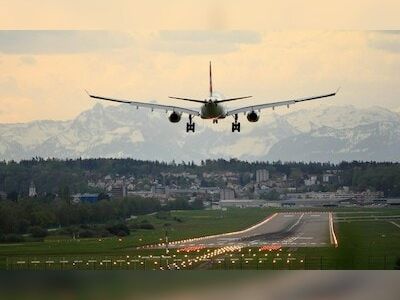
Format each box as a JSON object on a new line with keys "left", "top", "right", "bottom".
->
{"left": 2, "top": 158, "right": 399, "bottom": 209}
{"left": 80, "top": 168, "right": 389, "bottom": 208}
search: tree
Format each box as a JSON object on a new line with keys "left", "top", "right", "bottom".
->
{"left": 98, "top": 192, "right": 110, "bottom": 201}
{"left": 29, "top": 226, "right": 48, "bottom": 238}
{"left": 191, "top": 198, "right": 204, "bottom": 210}
{"left": 6, "top": 191, "right": 18, "bottom": 202}
{"left": 59, "top": 186, "right": 71, "bottom": 203}
{"left": 106, "top": 223, "right": 130, "bottom": 236}
{"left": 259, "top": 190, "right": 280, "bottom": 200}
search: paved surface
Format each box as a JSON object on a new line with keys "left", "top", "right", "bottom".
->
{"left": 170, "top": 212, "right": 330, "bottom": 248}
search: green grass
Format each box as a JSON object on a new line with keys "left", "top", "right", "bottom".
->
{"left": 2, "top": 207, "right": 400, "bottom": 270}
{"left": 0, "top": 208, "right": 274, "bottom": 269}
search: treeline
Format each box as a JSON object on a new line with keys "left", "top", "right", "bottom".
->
{"left": 0, "top": 195, "right": 202, "bottom": 238}
{"left": 1, "top": 158, "right": 400, "bottom": 197}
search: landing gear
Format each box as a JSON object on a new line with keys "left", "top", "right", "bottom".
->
{"left": 213, "top": 119, "right": 218, "bottom": 124}
{"left": 186, "top": 115, "right": 195, "bottom": 133}
{"left": 232, "top": 114, "right": 240, "bottom": 132}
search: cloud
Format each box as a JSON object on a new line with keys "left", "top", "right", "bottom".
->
{"left": 159, "top": 30, "right": 261, "bottom": 44}
{"left": 152, "top": 30, "right": 261, "bottom": 55}
{"left": 367, "top": 30, "right": 400, "bottom": 53}
{"left": 0, "top": 30, "right": 135, "bottom": 54}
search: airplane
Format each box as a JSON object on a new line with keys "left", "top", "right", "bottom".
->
{"left": 87, "top": 62, "right": 338, "bottom": 133}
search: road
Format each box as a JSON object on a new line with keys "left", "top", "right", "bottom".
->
{"left": 169, "top": 212, "right": 330, "bottom": 248}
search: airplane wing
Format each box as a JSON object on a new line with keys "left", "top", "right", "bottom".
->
{"left": 87, "top": 92, "right": 201, "bottom": 116}
{"left": 225, "top": 90, "right": 338, "bottom": 116}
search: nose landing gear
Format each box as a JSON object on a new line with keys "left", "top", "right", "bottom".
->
{"left": 232, "top": 114, "right": 240, "bottom": 132}
{"left": 186, "top": 115, "right": 195, "bottom": 133}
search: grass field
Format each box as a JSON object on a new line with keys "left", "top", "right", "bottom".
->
{"left": 2, "top": 207, "right": 400, "bottom": 270}
{"left": 0, "top": 208, "right": 273, "bottom": 269}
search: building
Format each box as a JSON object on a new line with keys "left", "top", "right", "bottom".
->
{"left": 28, "top": 181, "right": 37, "bottom": 197}
{"left": 110, "top": 184, "right": 127, "bottom": 199}
{"left": 323, "top": 174, "right": 338, "bottom": 184}
{"left": 219, "top": 199, "right": 266, "bottom": 208}
{"left": 386, "top": 199, "right": 400, "bottom": 206}
{"left": 151, "top": 185, "right": 168, "bottom": 195}
{"left": 220, "top": 188, "right": 235, "bottom": 200}
{"left": 256, "top": 169, "right": 269, "bottom": 183}
{"left": 304, "top": 175, "right": 318, "bottom": 186}
{"left": 72, "top": 193, "right": 100, "bottom": 203}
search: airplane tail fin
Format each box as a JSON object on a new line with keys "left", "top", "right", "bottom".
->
{"left": 209, "top": 61, "right": 213, "bottom": 97}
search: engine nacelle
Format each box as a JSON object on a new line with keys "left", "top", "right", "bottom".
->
{"left": 169, "top": 111, "right": 181, "bottom": 123}
{"left": 247, "top": 111, "right": 259, "bottom": 122}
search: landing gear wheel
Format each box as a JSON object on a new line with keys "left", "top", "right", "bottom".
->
{"left": 232, "top": 122, "right": 240, "bottom": 132}
{"left": 232, "top": 113, "right": 240, "bottom": 132}
{"left": 186, "top": 122, "right": 195, "bottom": 132}
{"left": 186, "top": 114, "right": 195, "bottom": 133}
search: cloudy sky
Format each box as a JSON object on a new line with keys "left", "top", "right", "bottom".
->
{"left": 0, "top": 1, "right": 399, "bottom": 123}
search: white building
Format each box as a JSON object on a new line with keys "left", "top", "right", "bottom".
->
{"left": 304, "top": 175, "right": 318, "bottom": 186}
{"left": 28, "top": 181, "right": 37, "bottom": 197}
{"left": 220, "top": 188, "right": 235, "bottom": 200}
{"left": 256, "top": 169, "right": 269, "bottom": 183}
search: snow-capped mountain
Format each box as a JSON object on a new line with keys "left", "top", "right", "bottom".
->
{"left": 0, "top": 103, "right": 399, "bottom": 162}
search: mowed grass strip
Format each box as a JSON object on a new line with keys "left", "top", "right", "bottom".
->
{"left": 0, "top": 208, "right": 274, "bottom": 268}
{"left": 2, "top": 208, "right": 400, "bottom": 270}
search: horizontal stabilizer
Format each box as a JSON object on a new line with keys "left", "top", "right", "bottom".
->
{"left": 168, "top": 96, "right": 206, "bottom": 103}
{"left": 216, "top": 96, "right": 253, "bottom": 103}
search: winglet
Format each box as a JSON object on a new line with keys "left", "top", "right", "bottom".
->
{"left": 335, "top": 87, "right": 341, "bottom": 94}
{"left": 84, "top": 89, "right": 91, "bottom": 97}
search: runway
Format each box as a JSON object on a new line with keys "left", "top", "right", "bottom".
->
{"left": 169, "top": 212, "right": 330, "bottom": 248}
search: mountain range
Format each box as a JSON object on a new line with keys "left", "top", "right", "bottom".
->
{"left": 1, "top": 103, "right": 399, "bottom": 162}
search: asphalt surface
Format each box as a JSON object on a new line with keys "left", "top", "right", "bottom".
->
{"left": 170, "top": 212, "right": 330, "bottom": 248}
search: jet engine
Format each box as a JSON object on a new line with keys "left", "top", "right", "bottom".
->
{"left": 246, "top": 111, "right": 259, "bottom": 122}
{"left": 168, "top": 111, "right": 182, "bottom": 123}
